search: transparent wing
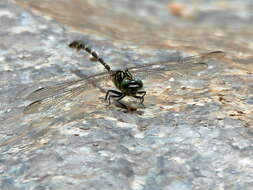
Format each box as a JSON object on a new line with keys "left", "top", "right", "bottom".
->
{"left": 180, "top": 51, "right": 225, "bottom": 64}
{"left": 26, "top": 72, "right": 108, "bottom": 101}
{"left": 24, "top": 74, "right": 110, "bottom": 114}
{"left": 24, "top": 85, "right": 87, "bottom": 114}
{"left": 128, "top": 51, "right": 225, "bottom": 73}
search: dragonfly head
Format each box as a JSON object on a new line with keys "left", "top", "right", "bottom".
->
{"left": 114, "top": 69, "right": 143, "bottom": 94}
{"left": 121, "top": 78, "right": 143, "bottom": 93}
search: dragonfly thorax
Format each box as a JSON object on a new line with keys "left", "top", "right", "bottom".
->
{"left": 112, "top": 70, "right": 143, "bottom": 95}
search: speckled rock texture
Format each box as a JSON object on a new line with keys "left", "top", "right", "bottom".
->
{"left": 1, "top": 0, "right": 253, "bottom": 189}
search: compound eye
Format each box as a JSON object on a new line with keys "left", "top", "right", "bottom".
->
{"left": 136, "top": 79, "right": 143, "bottom": 88}
{"left": 121, "top": 79, "right": 130, "bottom": 88}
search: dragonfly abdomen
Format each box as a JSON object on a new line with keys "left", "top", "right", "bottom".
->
{"left": 69, "top": 41, "right": 111, "bottom": 72}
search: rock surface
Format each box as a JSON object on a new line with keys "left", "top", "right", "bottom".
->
{"left": 1, "top": 0, "right": 253, "bottom": 189}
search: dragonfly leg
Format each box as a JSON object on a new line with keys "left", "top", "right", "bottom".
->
{"left": 116, "top": 94, "right": 128, "bottom": 109}
{"left": 105, "top": 90, "right": 123, "bottom": 104}
{"left": 105, "top": 90, "right": 128, "bottom": 109}
{"left": 134, "top": 91, "right": 146, "bottom": 104}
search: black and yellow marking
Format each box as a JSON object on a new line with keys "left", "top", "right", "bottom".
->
{"left": 69, "top": 41, "right": 111, "bottom": 72}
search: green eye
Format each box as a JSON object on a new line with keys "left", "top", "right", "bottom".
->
{"left": 121, "top": 79, "right": 130, "bottom": 88}
{"left": 136, "top": 79, "right": 143, "bottom": 88}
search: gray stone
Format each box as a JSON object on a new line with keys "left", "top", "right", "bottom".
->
{"left": 1, "top": 0, "right": 253, "bottom": 189}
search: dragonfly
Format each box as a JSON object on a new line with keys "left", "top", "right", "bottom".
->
{"left": 23, "top": 40, "right": 225, "bottom": 114}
